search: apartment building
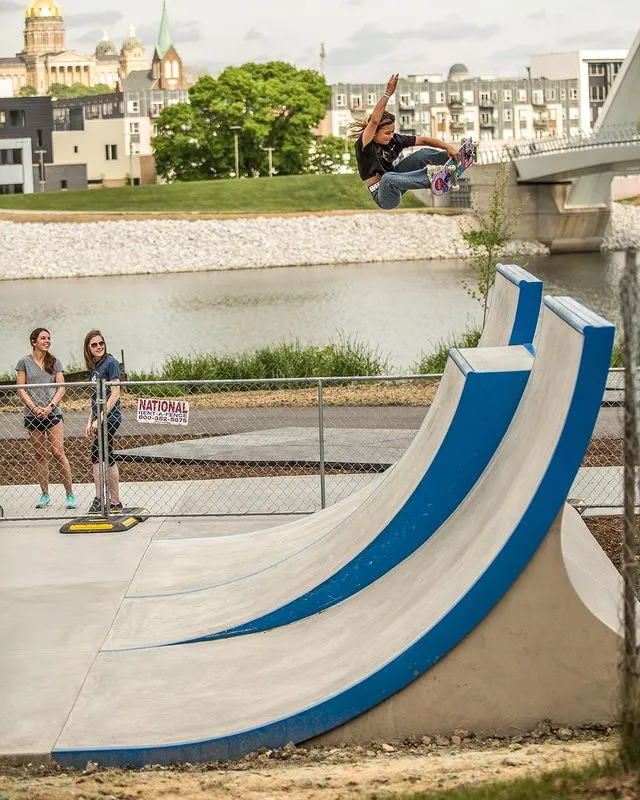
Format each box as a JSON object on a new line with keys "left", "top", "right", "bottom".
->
{"left": 324, "top": 60, "right": 611, "bottom": 147}
{"left": 530, "top": 50, "right": 626, "bottom": 131}
{"left": 52, "top": 87, "right": 188, "bottom": 185}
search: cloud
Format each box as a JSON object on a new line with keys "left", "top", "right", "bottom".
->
{"left": 134, "top": 20, "right": 204, "bottom": 46}
{"left": 0, "top": 0, "right": 22, "bottom": 13}
{"left": 244, "top": 28, "right": 266, "bottom": 42}
{"left": 64, "top": 10, "right": 123, "bottom": 28}
{"left": 528, "top": 10, "right": 546, "bottom": 20}
{"left": 326, "top": 19, "right": 500, "bottom": 68}
{"left": 557, "top": 28, "right": 631, "bottom": 48}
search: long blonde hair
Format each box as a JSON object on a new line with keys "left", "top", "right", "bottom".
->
{"left": 346, "top": 110, "right": 395, "bottom": 141}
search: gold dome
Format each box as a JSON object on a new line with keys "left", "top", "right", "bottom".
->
{"left": 25, "top": 0, "right": 62, "bottom": 18}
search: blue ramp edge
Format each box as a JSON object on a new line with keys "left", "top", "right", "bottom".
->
{"left": 52, "top": 304, "right": 614, "bottom": 768}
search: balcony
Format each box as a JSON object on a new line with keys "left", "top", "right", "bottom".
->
{"left": 479, "top": 98, "right": 494, "bottom": 108}
{"left": 450, "top": 121, "right": 466, "bottom": 132}
{"left": 480, "top": 119, "right": 496, "bottom": 128}
{"left": 533, "top": 114, "right": 550, "bottom": 129}
{"left": 448, "top": 97, "right": 463, "bottom": 109}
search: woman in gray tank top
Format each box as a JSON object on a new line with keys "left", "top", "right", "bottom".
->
{"left": 15, "top": 327, "right": 76, "bottom": 510}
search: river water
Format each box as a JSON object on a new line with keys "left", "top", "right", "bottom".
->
{"left": 0, "top": 250, "right": 627, "bottom": 374}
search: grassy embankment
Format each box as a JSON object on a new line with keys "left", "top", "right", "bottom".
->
{"left": 0, "top": 172, "right": 448, "bottom": 214}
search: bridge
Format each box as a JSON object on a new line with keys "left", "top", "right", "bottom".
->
{"left": 476, "top": 123, "right": 640, "bottom": 183}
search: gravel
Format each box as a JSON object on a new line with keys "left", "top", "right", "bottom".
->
{"left": 0, "top": 213, "right": 549, "bottom": 281}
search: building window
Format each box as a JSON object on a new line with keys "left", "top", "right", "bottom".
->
{"left": 435, "top": 91, "right": 445, "bottom": 104}
{"left": 105, "top": 144, "right": 118, "bottom": 160}
{"left": 350, "top": 95, "right": 362, "bottom": 109}
{"left": 0, "top": 111, "right": 5, "bottom": 127}
{"left": 12, "top": 148, "right": 23, "bottom": 164}
{"left": 399, "top": 93, "right": 411, "bottom": 107}
{"left": 128, "top": 100, "right": 140, "bottom": 114}
{"left": 589, "top": 84, "right": 606, "bottom": 101}
{"left": 503, "top": 89, "right": 512, "bottom": 102}
{"left": 37, "top": 129, "right": 43, "bottom": 147}
{"left": 164, "top": 61, "right": 172, "bottom": 79}
{"left": 503, "top": 108, "right": 513, "bottom": 122}
{"left": 517, "top": 88, "right": 527, "bottom": 102}
{"left": 400, "top": 114, "right": 412, "bottom": 127}
{"left": 612, "top": 62, "right": 622, "bottom": 75}
{"left": 532, "top": 89, "right": 544, "bottom": 105}
{"left": 129, "top": 122, "right": 140, "bottom": 134}
{"left": 569, "top": 88, "right": 578, "bottom": 100}
{"left": 336, "top": 93, "right": 346, "bottom": 107}
{"left": 14, "top": 184, "right": 24, "bottom": 194}
{"left": 9, "top": 109, "right": 27, "bottom": 127}
{"left": 61, "top": 179, "right": 68, "bottom": 190}
{"left": 0, "top": 150, "right": 8, "bottom": 165}
{"left": 588, "top": 63, "right": 605, "bottom": 76}
{"left": 367, "top": 92, "right": 376, "bottom": 106}
{"left": 172, "top": 61, "right": 180, "bottom": 79}
{"left": 560, "top": 88, "right": 566, "bottom": 100}
{"left": 74, "top": 145, "right": 79, "bottom": 153}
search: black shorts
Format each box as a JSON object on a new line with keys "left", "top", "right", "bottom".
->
{"left": 24, "top": 414, "right": 63, "bottom": 432}
{"left": 91, "top": 419, "right": 120, "bottom": 466}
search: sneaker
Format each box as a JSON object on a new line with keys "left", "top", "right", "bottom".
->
{"left": 87, "top": 497, "right": 102, "bottom": 514}
{"left": 66, "top": 493, "right": 77, "bottom": 510}
{"left": 36, "top": 493, "right": 51, "bottom": 509}
{"left": 110, "top": 502, "right": 124, "bottom": 513}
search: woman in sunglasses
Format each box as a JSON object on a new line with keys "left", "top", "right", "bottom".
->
{"left": 16, "top": 327, "right": 76, "bottom": 510}
{"left": 83, "top": 330, "right": 122, "bottom": 514}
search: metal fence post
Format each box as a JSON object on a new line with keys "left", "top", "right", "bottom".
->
{"left": 318, "top": 379, "right": 326, "bottom": 510}
{"left": 96, "top": 379, "right": 108, "bottom": 516}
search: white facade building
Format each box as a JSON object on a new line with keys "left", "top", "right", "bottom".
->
{"left": 0, "top": 137, "right": 34, "bottom": 194}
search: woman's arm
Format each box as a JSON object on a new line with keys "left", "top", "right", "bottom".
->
{"left": 16, "top": 370, "right": 37, "bottom": 414}
{"left": 105, "top": 381, "right": 120, "bottom": 415}
{"left": 361, "top": 73, "right": 399, "bottom": 147}
{"left": 43, "top": 371, "right": 66, "bottom": 417}
{"left": 415, "top": 136, "right": 459, "bottom": 160}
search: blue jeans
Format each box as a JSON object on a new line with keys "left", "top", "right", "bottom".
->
{"left": 372, "top": 148, "right": 449, "bottom": 210}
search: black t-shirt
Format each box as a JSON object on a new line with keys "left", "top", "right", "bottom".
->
{"left": 354, "top": 133, "right": 417, "bottom": 180}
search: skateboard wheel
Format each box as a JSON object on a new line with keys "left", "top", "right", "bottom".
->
{"left": 452, "top": 185, "right": 460, "bottom": 192}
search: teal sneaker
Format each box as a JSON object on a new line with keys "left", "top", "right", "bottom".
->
{"left": 36, "top": 493, "right": 51, "bottom": 509}
{"left": 66, "top": 493, "right": 77, "bottom": 510}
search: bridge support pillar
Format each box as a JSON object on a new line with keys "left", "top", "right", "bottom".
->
{"left": 467, "top": 164, "right": 611, "bottom": 253}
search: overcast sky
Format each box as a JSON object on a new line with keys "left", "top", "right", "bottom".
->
{"left": 0, "top": 0, "right": 637, "bottom": 83}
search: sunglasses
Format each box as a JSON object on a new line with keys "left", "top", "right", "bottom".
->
{"left": 90, "top": 341, "right": 105, "bottom": 348}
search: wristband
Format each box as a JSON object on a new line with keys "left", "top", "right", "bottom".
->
{"left": 383, "top": 92, "right": 391, "bottom": 98}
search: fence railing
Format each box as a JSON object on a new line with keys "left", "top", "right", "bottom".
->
{"left": 0, "top": 370, "right": 633, "bottom": 521}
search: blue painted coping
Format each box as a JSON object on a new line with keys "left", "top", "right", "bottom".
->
{"left": 114, "top": 355, "right": 532, "bottom": 650}
{"left": 52, "top": 299, "right": 613, "bottom": 768}
{"left": 495, "top": 263, "right": 543, "bottom": 346}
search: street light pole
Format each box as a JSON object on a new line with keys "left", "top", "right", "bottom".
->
{"left": 35, "top": 148, "right": 46, "bottom": 193}
{"left": 262, "top": 146, "right": 275, "bottom": 177}
{"left": 230, "top": 125, "right": 241, "bottom": 178}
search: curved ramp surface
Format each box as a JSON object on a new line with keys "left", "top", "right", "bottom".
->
{"left": 105, "top": 345, "right": 533, "bottom": 650}
{"left": 479, "top": 263, "right": 542, "bottom": 347}
{"left": 114, "top": 263, "right": 542, "bottom": 605}
{"left": 53, "top": 296, "right": 613, "bottom": 767}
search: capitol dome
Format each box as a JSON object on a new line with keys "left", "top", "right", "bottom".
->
{"left": 95, "top": 32, "right": 117, "bottom": 56}
{"left": 25, "top": 0, "right": 62, "bottom": 18}
{"left": 121, "top": 25, "right": 144, "bottom": 52}
{"left": 448, "top": 63, "right": 470, "bottom": 81}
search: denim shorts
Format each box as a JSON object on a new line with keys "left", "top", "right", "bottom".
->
{"left": 24, "top": 413, "right": 62, "bottom": 432}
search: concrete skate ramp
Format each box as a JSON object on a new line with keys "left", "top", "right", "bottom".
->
{"left": 53, "top": 297, "right": 614, "bottom": 767}
{"left": 112, "top": 263, "right": 543, "bottom": 605}
{"left": 105, "top": 345, "right": 533, "bottom": 650}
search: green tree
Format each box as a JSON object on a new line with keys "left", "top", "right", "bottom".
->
{"left": 48, "top": 82, "right": 114, "bottom": 98}
{"left": 152, "top": 103, "right": 215, "bottom": 182}
{"left": 305, "top": 135, "right": 356, "bottom": 174}
{"left": 152, "top": 61, "right": 331, "bottom": 181}
{"left": 18, "top": 85, "right": 38, "bottom": 96}
{"left": 461, "top": 163, "right": 525, "bottom": 326}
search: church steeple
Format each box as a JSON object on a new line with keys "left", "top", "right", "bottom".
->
{"left": 155, "top": 0, "right": 172, "bottom": 58}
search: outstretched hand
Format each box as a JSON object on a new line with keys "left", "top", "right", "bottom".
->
{"left": 385, "top": 74, "right": 399, "bottom": 96}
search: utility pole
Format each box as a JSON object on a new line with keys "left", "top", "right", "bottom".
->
{"left": 320, "top": 43, "right": 326, "bottom": 76}
{"left": 35, "top": 148, "right": 46, "bottom": 193}
{"left": 262, "top": 146, "right": 275, "bottom": 177}
{"left": 230, "top": 125, "right": 241, "bottom": 178}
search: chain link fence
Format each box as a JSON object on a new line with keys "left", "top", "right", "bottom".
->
{"left": 0, "top": 364, "right": 634, "bottom": 522}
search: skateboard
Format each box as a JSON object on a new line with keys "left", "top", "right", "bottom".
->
{"left": 428, "top": 136, "right": 477, "bottom": 196}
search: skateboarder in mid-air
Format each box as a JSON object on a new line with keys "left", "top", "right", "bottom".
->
{"left": 348, "top": 73, "right": 459, "bottom": 209}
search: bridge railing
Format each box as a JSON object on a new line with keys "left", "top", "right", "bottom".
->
{"left": 475, "top": 123, "right": 640, "bottom": 165}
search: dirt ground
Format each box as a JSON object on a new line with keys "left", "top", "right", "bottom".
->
{"left": 0, "top": 728, "right": 618, "bottom": 800}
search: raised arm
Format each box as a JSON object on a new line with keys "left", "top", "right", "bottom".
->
{"left": 361, "top": 73, "right": 399, "bottom": 147}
